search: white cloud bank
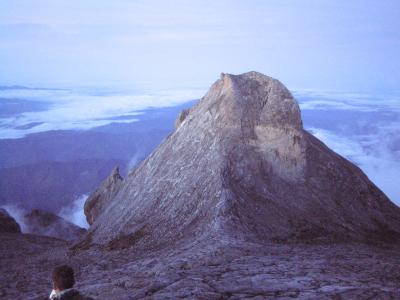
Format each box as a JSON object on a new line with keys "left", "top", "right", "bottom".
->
{"left": 295, "top": 90, "right": 400, "bottom": 113}
{"left": 2, "top": 197, "right": 89, "bottom": 230}
{"left": 297, "top": 90, "right": 400, "bottom": 207}
{"left": 0, "top": 86, "right": 204, "bottom": 139}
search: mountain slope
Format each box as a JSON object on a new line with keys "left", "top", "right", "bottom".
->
{"left": 85, "top": 71, "right": 400, "bottom": 249}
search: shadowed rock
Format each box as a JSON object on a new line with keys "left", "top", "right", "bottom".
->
{"left": 175, "top": 108, "right": 190, "bottom": 128}
{"left": 23, "top": 209, "right": 86, "bottom": 241}
{"left": 85, "top": 71, "right": 400, "bottom": 249}
{"left": 0, "top": 208, "right": 21, "bottom": 233}
{"left": 84, "top": 166, "right": 123, "bottom": 225}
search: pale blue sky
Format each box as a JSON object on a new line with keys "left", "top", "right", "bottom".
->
{"left": 0, "top": 0, "right": 399, "bottom": 91}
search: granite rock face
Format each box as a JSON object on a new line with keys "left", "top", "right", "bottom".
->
{"left": 3, "top": 72, "right": 400, "bottom": 300}
{"left": 0, "top": 208, "right": 21, "bottom": 233}
{"left": 85, "top": 72, "right": 400, "bottom": 249}
{"left": 23, "top": 209, "right": 86, "bottom": 241}
{"left": 84, "top": 166, "right": 123, "bottom": 225}
{"left": 175, "top": 108, "right": 190, "bottom": 128}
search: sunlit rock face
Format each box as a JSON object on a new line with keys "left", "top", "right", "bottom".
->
{"left": 84, "top": 71, "right": 400, "bottom": 250}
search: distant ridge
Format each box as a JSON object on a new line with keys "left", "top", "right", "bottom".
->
{"left": 0, "top": 85, "right": 65, "bottom": 91}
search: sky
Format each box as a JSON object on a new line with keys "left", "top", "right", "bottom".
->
{"left": 0, "top": 0, "right": 399, "bottom": 91}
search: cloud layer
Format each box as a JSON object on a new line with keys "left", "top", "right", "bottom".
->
{"left": 0, "top": 86, "right": 204, "bottom": 138}
{"left": 297, "top": 91, "right": 400, "bottom": 206}
{"left": 59, "top": 194, "right": 89, "bottom": 229}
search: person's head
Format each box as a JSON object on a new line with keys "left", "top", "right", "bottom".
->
{"left": 52, "top": 265, "right": 75, "bottom": 291}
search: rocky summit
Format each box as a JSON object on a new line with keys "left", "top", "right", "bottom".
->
{"left": 2, "top": 72, "right": 400, "bottom": 299}
{"left": 85, "top": 71, "right": 400, "bottom": 249}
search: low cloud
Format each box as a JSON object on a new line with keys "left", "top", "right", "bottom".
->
{"left": 309, "top": 127, "right": 400, "bottom": 206}
{"left": 2, "top": 197, "right": 90, "bottom": 231}
{"left": 296, "top": 90, "right": 400, "bottom": 207}
{"left": 59, "top": 194, "right": 89, "bottom": 229}
{"left": 0, "top": 87, "right": 204, "bottom": 139}
{"left": 0, "top": 204, "right": 28, "bottom": 232}
{"left": 127, "top": 149, "right": 145, "bottom": 172}
{"left": 295, "top": 90, "right": 400, "bottom": 113}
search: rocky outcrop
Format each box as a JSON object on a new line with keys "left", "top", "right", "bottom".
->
{"left": 23, "top": 209, "right": 86, "bottom": 241}
{"left": 175, "top": 108, "right": 190, "bottom": 128}
{"left": 84, "top": 71, "right": 400, "bottom": 249}
{"left": 0, "top": 208, "right": 21, "bottom": 233}
{"left": 84, "top": 166, "right": 123, "bottom": 225}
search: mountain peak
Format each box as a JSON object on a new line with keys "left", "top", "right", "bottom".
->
{"left": 202, "top": 71, "right": 302, "bottom": 131}
{"left": 176, "top": 71, "right": 301, "bottom": 132}
{"left": 83, "top": 72, "right": 400, "bottom": 250}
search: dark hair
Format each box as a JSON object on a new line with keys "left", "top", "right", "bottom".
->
{"left": 52, "top": 265, "right": 75, "bottom": 290}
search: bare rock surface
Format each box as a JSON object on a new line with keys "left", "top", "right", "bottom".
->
{"left": 2, "top": 72, "right": 400, "bottom": 299}
{"left": 0, "top": 208, "right": 21, "bottom": 233}
{"left": 86, "top": 71, "right": 400, "bottom": 249}
{"left": 84, "top": 166, "right": 123, "bottom": 225}
{"left": 1, "top": 234, "right": 400, "bottom": 299}
{"left": 23, "top": 209, "right": 86, "bottom": 241}
{"left": 0, "top": 233, "right": 69, "bottom": 300}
